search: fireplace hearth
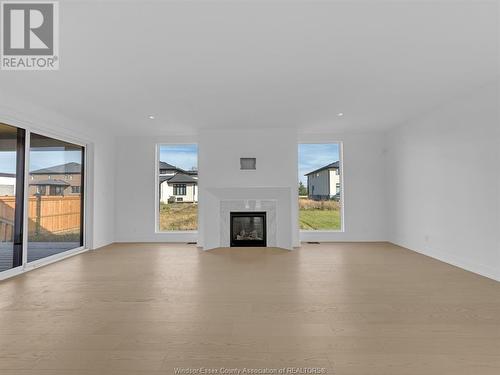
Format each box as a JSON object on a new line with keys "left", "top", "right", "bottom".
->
{"left": 230, "top": 212, "right": 267, "bottom": 247}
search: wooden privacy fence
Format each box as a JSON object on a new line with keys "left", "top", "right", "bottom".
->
{"left": 0, "top": 197, "right": 14, "bottom": 242}
{"left": 0, "top": 196, "right": 81, "bottom": 241}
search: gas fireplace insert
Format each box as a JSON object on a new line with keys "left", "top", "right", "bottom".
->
{"left": 230, "top": 212, "right": 267, "bottom": 247}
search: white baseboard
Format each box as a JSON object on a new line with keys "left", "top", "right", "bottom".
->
{"left": 390, "top": 241, "right": 500, "bottom": 282}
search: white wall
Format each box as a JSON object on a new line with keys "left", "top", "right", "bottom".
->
{"left": 114, "top": 129, "right": 389, "bottom": 246}
{"left": 114, "top": 135, "right": 198, "bottom": 243}
{"left": 386, "top": 82, "right": 500, "bottom": 281}
{"left": 299, "top": 132, "right": 388, "bottom": 242}
{"left": 198, "top": 128, "right": 299, "bottom": 248}
{"left": 0, "top": 91, "right": 116, "bottom": 250}
{"left": 114, "top": 129, "right": 299, "bottom": 246}
{"left": 89, "top": 137, "right": 116, "bottom": 248}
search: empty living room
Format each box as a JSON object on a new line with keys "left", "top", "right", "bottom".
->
{"left": 0, "top": 0, "right": 499, "bottom": 374}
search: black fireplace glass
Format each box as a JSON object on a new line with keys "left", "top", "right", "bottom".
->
{"left": 230, "top": 212, "right": 266, "bottom": 247}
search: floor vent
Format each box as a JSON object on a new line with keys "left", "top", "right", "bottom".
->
{"left": 306, "top": 241, "right": 321, "bottom": 244}
{"left": 186, "top": 242, "right": 197, "bottom": 245}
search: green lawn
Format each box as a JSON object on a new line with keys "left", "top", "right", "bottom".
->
{"left": 299, "top": 209, "right": 341, "bottom": 230}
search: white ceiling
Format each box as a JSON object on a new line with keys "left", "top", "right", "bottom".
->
{"left": 0, "top": 0, "right": 498, "bottom": 135}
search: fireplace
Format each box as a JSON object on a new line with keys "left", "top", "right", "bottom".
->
{"left": 230, "top": 212, "right": 267, "bottom": 247}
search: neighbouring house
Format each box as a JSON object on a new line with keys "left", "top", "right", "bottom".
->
{"left": 29, "top": 162, "right": 82, "bottom": 196}
{"left": 159, "top": 161, "right": 198, "bottom": 203}
{"left": 305, "top": 161, "right": 341, "bottom": 200}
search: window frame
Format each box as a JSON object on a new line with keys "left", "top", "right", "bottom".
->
{"left": 297, "top": 141, "right": 345, "bottom": 233}
{"left": 155, "top": 143, "right": 199, "bottom": 234}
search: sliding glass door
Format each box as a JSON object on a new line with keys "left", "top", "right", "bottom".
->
{"left": 0, "top": 123, "right": 86, "bottom": 274}
{"left": 28, "top": 133, "right": 84, "bottom": 263}
{"left": 0, "top": 123, "right": 25, "bottom": 272}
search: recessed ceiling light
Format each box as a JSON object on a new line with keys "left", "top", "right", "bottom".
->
{"left": 148, "top": 115, "right": 155, "bottom": 120}
{"left": 337, "top": 112, "right": 344, "bottom": 117}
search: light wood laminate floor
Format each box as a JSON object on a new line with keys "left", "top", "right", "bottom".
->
{"left": 0, "top": 242, "right": 499, "bottom": 374}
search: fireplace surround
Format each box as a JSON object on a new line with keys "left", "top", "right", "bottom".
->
{"left": 230, "top": 212, "right": 267, "bottom": 247}
{"left": 203, "top": 188, "right": 292, "bottom": 250}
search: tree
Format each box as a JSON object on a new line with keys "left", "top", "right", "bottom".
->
{"left": 298, "top": 181, "right": 308, "bottom": 196}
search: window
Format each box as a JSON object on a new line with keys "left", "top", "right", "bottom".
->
{"left": 157, "top": 144, "right": 198, "bottom": 231}
{"left": 173, "top": 184, "right": 186, "bottom": 195}
{"left": 49, "top": 185, "right": 65, "bottom": 196}
{"left": 298, "top": 143, "right": 343, "bottom": 231}
{"left": 71, "top": 186, "right": 80, "bottom": 194}
{"left": 28, "top": 133, "right": 84, "bottom": 263}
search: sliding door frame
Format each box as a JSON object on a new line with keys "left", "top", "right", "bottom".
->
{"left": 0, "top": 118, "right": 90, "bottom": 280}
{"left": 13, "top": 128, "right": 25, "bottom": 268}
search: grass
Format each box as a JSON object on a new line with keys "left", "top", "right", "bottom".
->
{"left": 299, "top": 209, "right": 341, "bottom": 230}
{"left": 299, "top": 198, "right": 341, "bottom": 230}
{"left": 159, "top": 202, "right": 198, "bottom": 231}
{"left": 159, "top": 200, "right": 339, "bottom": 231}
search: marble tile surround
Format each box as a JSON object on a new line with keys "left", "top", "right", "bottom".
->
{"left": 220, "top": 200, "right": 277, "bottom": 247}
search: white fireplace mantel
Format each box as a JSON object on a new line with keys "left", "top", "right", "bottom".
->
{"left": 200, "top": 187, "right": 293, "bottom": 250}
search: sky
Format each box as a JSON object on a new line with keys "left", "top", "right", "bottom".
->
{"left": 159, "top": 144, "right": 198, "bottom": 171}
{"left": 0, "top": 150, "right": 82, "bottom": 174}
{"left": 29, "top": 151, "right": 82, "bottom": 171}
{"left": 298, "top": 143, "right": 340, "bottom": 185}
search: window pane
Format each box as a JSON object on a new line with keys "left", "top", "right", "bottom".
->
{"left": 158, "top": 144, "right": 198, "bottom": 231}
{"left": 298, "top": 143, "right": 342, "bottom": 231}
{"left": 0, "top": 123, "right": 22, "bottom": 272}
{"left": 28, "top": 133, "right": 84, "bottom": 262}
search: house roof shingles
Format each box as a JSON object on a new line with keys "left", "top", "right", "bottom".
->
{"left": 31, "top": 162, "right": 81, "bottom": 175}
{"left": 159, "top": 161, "right": 198, "bottom": 176}
{"left": 30, "top": 179, "right": 70, "bottom": 186}
{"left": 304, "top": 161, "right": 340, "bottom": 176}
{"left": 160, "top": 172, "right": 198, "bottom": 184}
{"left": 159, "top": 176, "right": 171, "bottom": 183}
{"left": 159, "top": 161, "right": 177, "bottom": 170}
